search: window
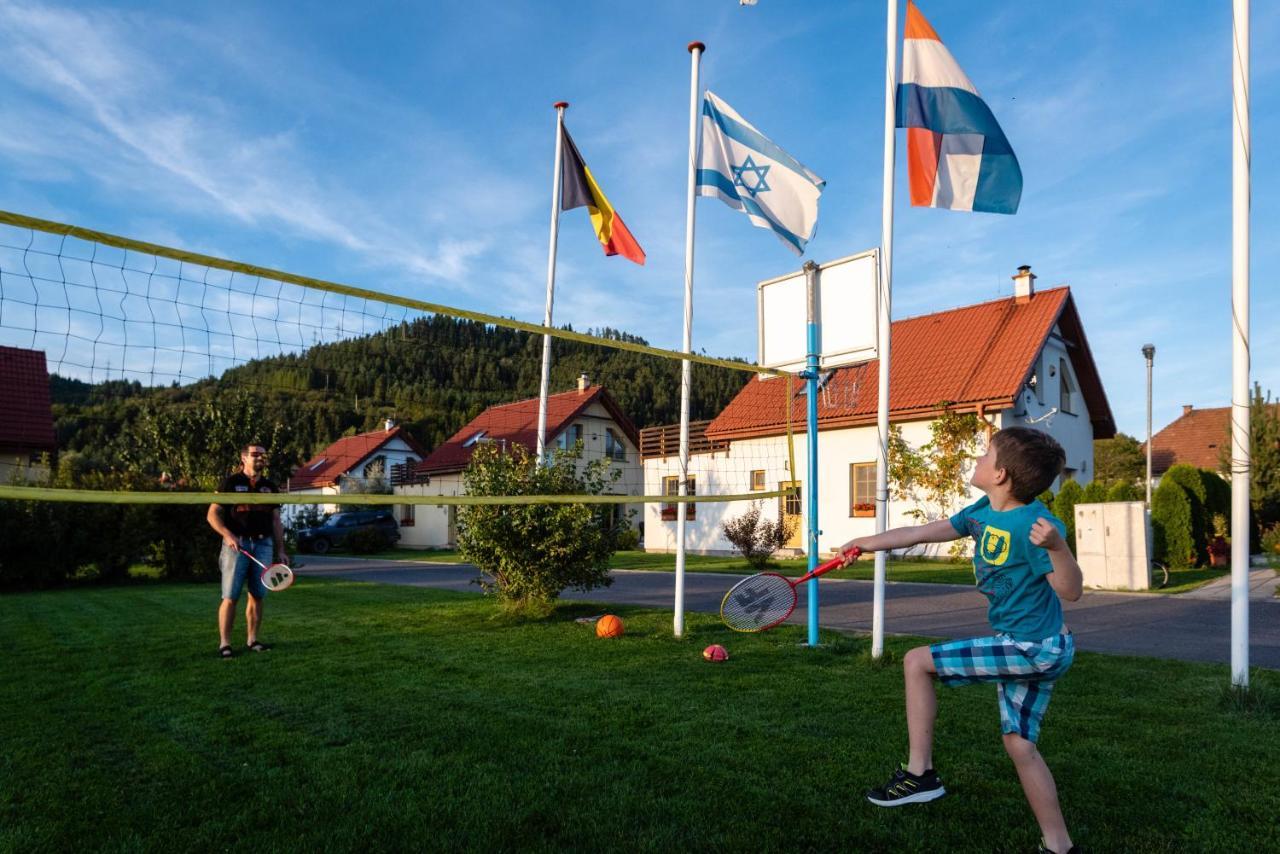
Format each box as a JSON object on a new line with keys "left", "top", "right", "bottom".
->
{"left": 850, "top": 462, "right": 876, "bottom": 517}
{"left": 463, "top": 431, "right": 487, "bottom": 448}
{"left": 605, "top": 428, "right": 627, "bottom": 462}
{"left": 400, "top": 503, "right": 416, "bottom": 527}
{"left": 661, "top": 474, "right": 695, "bottom": 521}
{"left": 557, "top": 424, "right": 584, "bottom": 450}
{"left": 1059, "top": 357, "right": 1077, "bottom": 414}
{"left": 750, "top": 470, "right": 766, "bottom": 491}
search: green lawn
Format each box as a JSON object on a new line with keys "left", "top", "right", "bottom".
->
{"left": 2, "top": 581, "right": 1276, "bottom": 851}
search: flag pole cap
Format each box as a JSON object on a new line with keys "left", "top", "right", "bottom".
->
{"left": 688, "top": 41, "right": 705, "bottom": 53}
{"left": 553, "top": 101, "right": 569, "bottom": 110}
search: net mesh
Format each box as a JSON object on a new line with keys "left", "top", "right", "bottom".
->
{"left": 0, "top": 211, "right": 800, "bottom": 538}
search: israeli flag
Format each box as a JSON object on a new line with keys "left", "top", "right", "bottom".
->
{"left": 696, "top": 90, "right": 825, "bottom": 255}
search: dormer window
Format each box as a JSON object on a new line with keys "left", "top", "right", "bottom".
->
{"left": 309, "top": 458, "right": 327, "bottom": 471}
{"left": 463, "top": 431, "right": 487, "bottom": 448}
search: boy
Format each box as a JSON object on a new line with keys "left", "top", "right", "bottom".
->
{"left": 840, "top": 427, "right": 1082, "bottom": 854}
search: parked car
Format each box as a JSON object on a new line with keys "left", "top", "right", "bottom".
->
{"left": 297, "top": 510, "right": 400, "bottom": 554}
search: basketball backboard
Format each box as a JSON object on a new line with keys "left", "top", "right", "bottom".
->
{"left": 757, "top": 248, "right": 878, "bottom": 374}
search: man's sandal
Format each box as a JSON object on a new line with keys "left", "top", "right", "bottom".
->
{"left": 219, "top": 645, "right": 234, "bottom": 659}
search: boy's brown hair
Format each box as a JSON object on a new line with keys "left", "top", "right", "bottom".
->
{"left": 991, "top": 427, "right": 1066, "bottom": 502}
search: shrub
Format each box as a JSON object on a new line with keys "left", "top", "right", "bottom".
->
{"left": 614, "top": 528, "right": 640, "bottom": 551}
{"left": 720, "top": 502, "right": 796, "bottom": 571}
{"left": 345, "top": 528, "right": 391, "bottom": 554}
{"left": 1081, "top": 480, "right": 1108, "bottom": 504}
{"left": 1037, "top": 490, "right": 1055, "bottom": 513}
{"left": 1164, "top": 464, "right": 1210, "bottom": 563}
{"left": 1261, "top": 522, "right": 1280, "bottom": 555}
{"left": 1105, "top": 480, "right": 1142, "bottom": 502}
{"left": 1054, "top": 480, "right": 1085, "bottom": 551}
{"left": 457, "top": 443, "right": 623, "bottom": 615}
{"left": 1152, "top": 479, "right": 1196, "bottom": 568}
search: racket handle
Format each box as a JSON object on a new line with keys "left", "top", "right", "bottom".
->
{"left": 796, "top": 547, "right": 861, "bottom": 585}
{"left": 237, "top": 546, "right": 268, "bottom": 571}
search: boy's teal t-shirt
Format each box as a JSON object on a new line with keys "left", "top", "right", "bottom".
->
{"left": 949, "top": 496, "right": 1066, "bottom": 642}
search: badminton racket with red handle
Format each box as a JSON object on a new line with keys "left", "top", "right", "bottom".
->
{"left": 719, "top": 547, "right": 861, "bottom": 632}
{"left": 237, "top": 546, "right": 296, "bottom": 592}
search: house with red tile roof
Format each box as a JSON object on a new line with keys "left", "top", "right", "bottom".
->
{"left": 394, "top": 375, "right": 642, "bottom": 548}
{"left": 642, "top": 267, "right": 1115, "bottom": 557}
{"left": 0, "top": 346, "right": 57, "bottom": 483}
{"left": 287, "top": 421, "right": 428, "bottom": 517}
{"left": 1145, "top": 404, "right": 1269, "bottom": 479}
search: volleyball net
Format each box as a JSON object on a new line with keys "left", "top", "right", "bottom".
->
{"left": 0, "top": 211, "right": 801, "bottom": 525}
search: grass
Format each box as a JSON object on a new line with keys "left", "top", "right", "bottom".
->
{"left": 2, "top": 581, "right": 1278, "bottom": 851}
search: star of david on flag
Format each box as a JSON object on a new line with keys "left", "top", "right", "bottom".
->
{"left": 695, "top": 90, "right": 825, "bottom": 255}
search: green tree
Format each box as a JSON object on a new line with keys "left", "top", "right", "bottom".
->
{"left": 1081, "top": 480, "right": 1108, "bottom": 504}
{"left": 1105, "top": 480, "right": 1142, "bottom": 502}
{"left": 1054, "top": 480, "right": 1085, "bottom": 551}
{"left": 1218, "top": 384, "right": 1280, "bottom": 531}
{"left": 887, "top": 407, "right": 984, "bottom": 524}
{"left": 1093, "top": 433, "right": 1146, "bottom": 485}
{"left": 1163, "top": 464, "right": 1209, "bottom": 563}
{"left": 1152, "top": 478, "right": 1196, "bottom": 568}
{"left": 456, "top": 443, "right": 626, "bottom": 615}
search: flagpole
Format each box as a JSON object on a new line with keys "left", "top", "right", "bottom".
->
{"left": 872, "top": 0, "right": 899, "bottom": 659}
{"left": 1230, "top": 0, "right": 1250, "bottom": 688}
{"left": 536, "top": 102, "right": 569, "bottom": 463}
{"left": 675, "top": 41, "right": 704, "bottom": 639}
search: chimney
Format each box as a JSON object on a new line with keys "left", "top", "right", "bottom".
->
{"left": 577, "top": 372, "right": 590, "bottom": 394}
{"left": 1183, "top": 405, "right": 1194, "bottom": 417}
{"left": 1013, "top": 265, "right": 1036, "bottom": 303}
{"left": 384, "top": 418, "right": 395, "bottom": 431}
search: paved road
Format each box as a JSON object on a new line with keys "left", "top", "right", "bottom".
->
{"left": 296, "top": 557, "right": 1280, "bottom": 670}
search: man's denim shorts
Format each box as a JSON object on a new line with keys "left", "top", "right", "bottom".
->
{"left": 219, "top": 537, "right": 273, "bottom": 601}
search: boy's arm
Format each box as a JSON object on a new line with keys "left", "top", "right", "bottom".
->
{"left": 1030, "top": 518, "right": 1083, "bottom": 601}
{"left": 838, "top": 519, "right": 959, "bottom": 562}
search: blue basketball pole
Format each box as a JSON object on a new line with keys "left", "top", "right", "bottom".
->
{"left": 803, "top": 260, "right": 821, "bottom": 647}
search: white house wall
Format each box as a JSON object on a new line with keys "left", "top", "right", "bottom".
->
{"left": 1002, "top": 333, "right": 1095, "bottom": 487}
{"left": 644, "top": 404, "right": 1093, "bottom": 558}
{"left": 395, "top": 473, "right": 463, "bottom": 548}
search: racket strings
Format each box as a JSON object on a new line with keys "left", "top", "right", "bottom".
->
{"left": 719, "top": 573, "right": 797, "bottom": 632}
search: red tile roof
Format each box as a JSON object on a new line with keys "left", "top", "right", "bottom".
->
{"left": 289, "top": 425, "right": 429, "bottom": 489}
{"left": 706, "top": 287, "right": 1114, "bottom": 441}
{"left": 1145, "top": 405, "right": 1264, "bottom": 475}
{"left": 415, "top": 385, "right": 639, "bottom": 475}
{"left": 0, "top": 346, "right": 56, "bottom": 454}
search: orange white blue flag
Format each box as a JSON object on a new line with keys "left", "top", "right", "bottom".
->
{"left": 896, "top": 1, "right": 1022, "bottom": 214}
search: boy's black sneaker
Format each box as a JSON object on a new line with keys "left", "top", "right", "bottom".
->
{"left": 865, "top": 764, "right": 946, "bottom": 807}
{"left": 1037, "top": 844, "right": 1080, "bottom": 854}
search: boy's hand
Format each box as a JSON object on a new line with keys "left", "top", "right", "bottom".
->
{"left": 837, "top": 541, "right": 865, "bottom": 567}
{"left": 1029, "top": 518, "right": 1065, "bottom": 552}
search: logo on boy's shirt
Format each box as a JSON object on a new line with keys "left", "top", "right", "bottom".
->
{"left": 979, "top": 526, "right": 1013, "bottom": 566}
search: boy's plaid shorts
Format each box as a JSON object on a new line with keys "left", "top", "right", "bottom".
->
{"left": 929, "top": 632, "right": 1075, "bottom": 743}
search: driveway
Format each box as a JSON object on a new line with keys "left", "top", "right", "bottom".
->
{"left": 296, "top": 557, "right": 1280, "bottom": 670}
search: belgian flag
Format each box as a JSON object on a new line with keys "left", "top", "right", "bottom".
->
{"left": 560, "top": 127, "right": 646, "bottom": 265}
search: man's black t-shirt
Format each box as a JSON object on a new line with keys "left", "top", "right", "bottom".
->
{"left": 217, "top": 472, "right": 280, "bottom": 538}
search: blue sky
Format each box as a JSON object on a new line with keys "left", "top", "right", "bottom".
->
{"left": 0, "top": 0, "right": 1276, "bottom": 439}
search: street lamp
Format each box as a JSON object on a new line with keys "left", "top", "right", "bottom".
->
{"left": 1142, "top": 344, "right": 1155, "bottom": 507}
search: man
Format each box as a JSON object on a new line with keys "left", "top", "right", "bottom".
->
{"left": 207, "top": 443, "right": 287, "bottom": 659}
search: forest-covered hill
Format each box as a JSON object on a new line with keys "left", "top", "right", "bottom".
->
{"left": 49, "top": 315, "right": 754, "bottom": 483}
